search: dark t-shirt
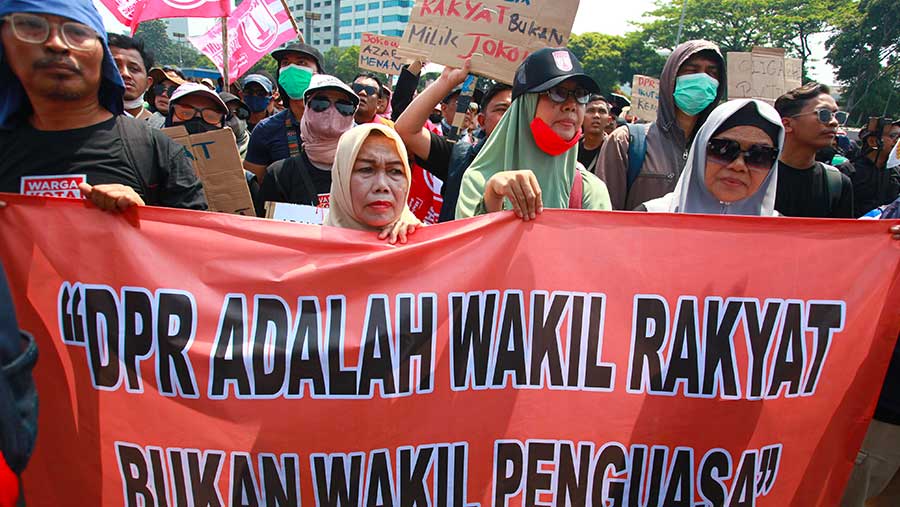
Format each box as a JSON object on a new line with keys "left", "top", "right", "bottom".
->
{"left": 257, "top": 150, "right": 332, "bottom": 216}
{"left": 774, "top": 161, "right": 854, "bottom": 218}
{"left": 578, "top": 141, "right": 602, "bottom": 171}
{"left": 0, "top": 116, "right": 206, "bottom": 209}
{"left": 244, "top": 109, "right": 300, "bottom": 167}
{"left": 416, "top": 132, "right": 452, "bottom": 181}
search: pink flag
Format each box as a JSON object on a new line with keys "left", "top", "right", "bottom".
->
{"left": 189, "top": 0, "right": 299, "bottom": 84}
{"left": 96, "top": 0, "right": 142, "bottom": 26}
{"left": 130, "top": 0, "right": 233, "bottom": 34}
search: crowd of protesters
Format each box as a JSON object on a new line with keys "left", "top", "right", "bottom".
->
{"left": 2, "top": 0, "right": 900, "bottom": 505}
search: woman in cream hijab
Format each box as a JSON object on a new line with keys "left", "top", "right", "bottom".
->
{"left": 324, "top": 124, "right": 421, "bottom": 243}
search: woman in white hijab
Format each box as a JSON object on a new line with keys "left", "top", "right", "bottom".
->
{"left": 324, "top": 124, "right": 421, "bottom": 243}
{"left": 640, "top": 99, "right": 784, "bottom": 215}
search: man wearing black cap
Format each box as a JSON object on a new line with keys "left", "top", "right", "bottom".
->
{"left": 0, "top": 0, "right": 206, "bottom": 212}
{"left": 243, "top": 42, "right": 324, "bottom": 180}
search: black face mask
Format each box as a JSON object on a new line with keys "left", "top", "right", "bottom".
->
{"left": 429, "top": 113, "right": 443, "bottom": 124}
{"left": 181, "top": 118, "right": 221, "bottom": 135}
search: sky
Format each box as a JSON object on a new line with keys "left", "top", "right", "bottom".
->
{"left": 93, "top": 0, "right": 837, "bottom": 84}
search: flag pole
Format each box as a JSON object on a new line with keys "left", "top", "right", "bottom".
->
{"left": 221, "top": 17, "right": 230, "bottom": 85}
{"left": 277, "top": 0, "right": 304, "bottom": 42}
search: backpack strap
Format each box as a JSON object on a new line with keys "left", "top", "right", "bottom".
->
{"left": 822, "top": 163, "right": 842, "bottom": 213}
{"left": 569, "top": 165, "right": 584, "bottom": 209}
{"left": 115, "top": 116, "right": 160, "bottom": 204}
{"left": 626, "top": 123, "right": 649, "bottom": 193}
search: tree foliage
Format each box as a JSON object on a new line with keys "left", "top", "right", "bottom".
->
{"left": 567, "top": 32, "right": 666, "bottom": 94}
{"left": 827, "top": 0, "right": 900, "bottom": 123}
{"left": 637, "top": 0, "right": 851, "bottom": 73}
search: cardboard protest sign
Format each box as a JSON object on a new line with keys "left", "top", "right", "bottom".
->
{"left": 631, "top": 74, "right": 660, "bottom": 123}
{"left": 161, "top": 126, "right": 256, "bottom": 216}
{"left": 4, "top": 193, "right": 900, "bottom": 506}
{"left": 264, "top": 201, "right": 329, "bottom": 225}
{"left": 358, "top": 33, "right": 406, "bottom": 75}
{"left": 727, "top": 47, "right": 803, "bottom": 103}
{"left": 399, "top": 0, "right": 580, "bottom": 84}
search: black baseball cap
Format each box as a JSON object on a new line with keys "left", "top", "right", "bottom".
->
{"left": 443, "top": 87, "right": 484, "bottom": 106}
{"left": 511, "top": 47, "right": 599, "bottom": 101}
{"left": 270, "top": 43, "right": 325, "bottom": 73}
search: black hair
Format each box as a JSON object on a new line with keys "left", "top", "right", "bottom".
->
{"left": 479, "top": 83, "right": 512, "bottom": 111}
{"left": 353, "top": 73, "right": 384, "bottom": 97}
{"left": 588, "top": 94, "right": 608, "bottom": 104}
{"left": 107, "top": 33, "right": 155, "bottom": 71}
{"left": 775, "top": 82, "right": 832, "bottom": 118}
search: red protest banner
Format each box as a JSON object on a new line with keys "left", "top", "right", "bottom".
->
{"left": 2, "top": 193, "right": 899, "bottom": 506}
{"left": 97, "top": 0, "right": 140, "bottom": 26}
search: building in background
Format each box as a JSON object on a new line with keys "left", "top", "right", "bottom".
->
{"left": 285, "top": 0, "right": 413, "bottom": 53}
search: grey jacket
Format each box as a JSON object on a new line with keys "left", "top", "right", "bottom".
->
{"left": 595, "top": 40, "right": 727, "bottom": 210}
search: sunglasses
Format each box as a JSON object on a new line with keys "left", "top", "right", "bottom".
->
{"left": 307, "top": 96, "right": 356, "bottom": 117}
{"left": 242, "top": 88, "right": 270, "bottom": 97}
{"left": 2, "top": 13, "right": 98, "bottom": 51}
{"left": 351, "top": 83, "right": 379, "bottom": 97}
{"left": 172, "top": 103, "right": 225, "bottom": 125}
{"left": 152, "top": 84, "right": 179, "bottom": 97}
{"left": 791, "top": 108, "right": 847, "bottom": 125}
{"left": 544, "top": 85, "right": 591, "bottom": 105}
{"left": 706, "top": 138, "right": 779, "bottom": 171}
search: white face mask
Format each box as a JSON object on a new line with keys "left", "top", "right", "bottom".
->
{"left": 123, "top": 95, "right": 145, "bottom": 110}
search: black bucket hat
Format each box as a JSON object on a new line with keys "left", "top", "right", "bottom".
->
{"left": 511, "top": 47, "right": 599, "bottom": 101}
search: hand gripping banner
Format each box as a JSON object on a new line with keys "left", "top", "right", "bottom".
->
{"left": 1, "top": 193, "right": 899, "bottom": 506}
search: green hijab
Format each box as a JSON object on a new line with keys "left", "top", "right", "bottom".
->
{"left": 455, "top": 94, "right": 610, "bottom": 217}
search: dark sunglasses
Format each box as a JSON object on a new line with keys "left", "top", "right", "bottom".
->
{"left": 307, "top": 96, "right": 356, "bottom": 117}
{"left": 791, "top": 108, "right": 846, "bottom": 125}
{"left": 152, "top": 84, "right": 178, "bottom": 97}
{"left": 544, "top": 85, "right": 591, "bottom": 105}
{"left": 706, "top": 138, "right": 779, "bottom": 171}
{"left": 351, "top": 83, "right": 379, "bottom": 97}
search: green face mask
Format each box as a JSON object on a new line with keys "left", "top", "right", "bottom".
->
{"left": 278, "top": 64, "right": 314, "bottom": 100}
{"left": 673, "top": 73, "right": 720, "bottom": 116}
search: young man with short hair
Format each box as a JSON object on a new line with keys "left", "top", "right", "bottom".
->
{"left": 848, "top": 118, "right": 900, "bottom": 216}
{"left": 107, "top": 33, "right": 154, "bottom": 120}
{"left": 352, "top": 72, "right": 393, "bottom": 127}
{"left": 774, "top": 83, "right": 854, "bottom": 218}
{"left": 579, "top": 94, "right": 610, "bottom": 173}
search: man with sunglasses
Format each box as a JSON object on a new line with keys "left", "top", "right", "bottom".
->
{"left": 0, "top": 0, "right": 207, "bottom": 212}
{"left": 352, "top": 73, "right": 394, "bottom": 128}
{"left": 774, "top": 83, "right": 854, "bottom": 218}
{"left": 849, "top": 118, "right": 900, "bottom": 217}
{"left": 257, "top": 75, "right": 359, "bottom": 217}
{"left": 147, "top": 67, "right": 186, "bottom": 129}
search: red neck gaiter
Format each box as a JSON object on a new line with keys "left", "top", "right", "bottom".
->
{"left": 530, "top": 117, "right": 582, "bottom": 156}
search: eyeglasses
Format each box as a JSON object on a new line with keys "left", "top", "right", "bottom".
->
{"left": 242, "top": 88, "right": 270, "bottom": 97}
{"left": 351, "top": 83, "right": 379, "bottom": 97}
{"left": 544, "top": 85, "right": 591, "bottom": 105}
{"left": 152, "top": 84, "right": 178, "bottom": 97}
{"left": 2, "top": 13, "right": 99, "bottom": 51}
{"left": 791, "top": 108, "right": 846, "bottom": 125}
{"left": 172, "top": 103, "right": 225, "bottom": 125}
{"left": 307, "top": 96, "right": 356, "bottom": 117}
{"left": 706, "top": 138, "right": 779, "bottom": 171}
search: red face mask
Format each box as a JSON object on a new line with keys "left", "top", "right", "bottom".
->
{"left": 530, "top": 117, "right": 582, "bottom": 156}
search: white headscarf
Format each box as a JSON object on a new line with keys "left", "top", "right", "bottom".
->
{"left": 643, "top": 99, "right": 784, "bottom": 216}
